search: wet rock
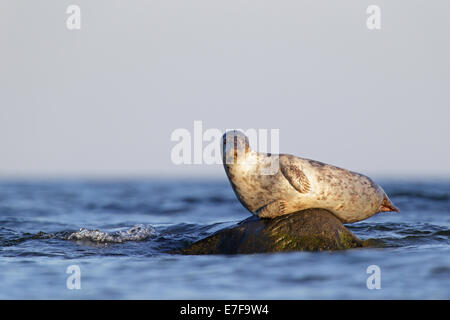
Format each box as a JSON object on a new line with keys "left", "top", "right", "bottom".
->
{"left": 181, "top": 208, "right": 376, "bottom": 254}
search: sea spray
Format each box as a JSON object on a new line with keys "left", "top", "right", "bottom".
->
{"left": 67, "top": 224, "right": 156, "bottom": 243}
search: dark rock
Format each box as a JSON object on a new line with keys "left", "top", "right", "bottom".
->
{"left": 180, "top": 208, "right": 378, "bottom": 255}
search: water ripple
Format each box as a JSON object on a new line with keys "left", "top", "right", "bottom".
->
{"left": 67, "top": 224, "right": 156, "bottom": 243}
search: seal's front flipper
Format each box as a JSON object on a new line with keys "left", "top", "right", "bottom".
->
{"left": 280, "top": 156, "right": 311, "bottom": 194}
{"left": 255, "top": 200, "right": 287, "bottom": 218}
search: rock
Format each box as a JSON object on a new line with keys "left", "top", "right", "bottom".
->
{"left": 181, "top": 208, "right": 378, "bottom": 254}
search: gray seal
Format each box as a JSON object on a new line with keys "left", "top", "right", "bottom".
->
{"left": 221, "top": 130, "right": 399, "bottom": 223}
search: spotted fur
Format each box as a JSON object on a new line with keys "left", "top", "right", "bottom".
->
{"left": 221, "top": 131, "right": 399, "bottom": 223}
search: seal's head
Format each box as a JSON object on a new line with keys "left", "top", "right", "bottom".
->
{"left": 221, "top": 130, "right": 250, "bottom": 165}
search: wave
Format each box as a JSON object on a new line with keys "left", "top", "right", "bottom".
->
{"left": 66, "top": 224, "right": 156, "bottom": 243}
{"left": 348, "top": 222, "right": 450, "bottom": 249}
{"left": 0, "top": 221, "right": 235, "bottom": 251}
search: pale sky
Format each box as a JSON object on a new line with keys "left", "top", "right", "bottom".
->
{"left": 1, "top": 1, "right": 449, "bottom": 179}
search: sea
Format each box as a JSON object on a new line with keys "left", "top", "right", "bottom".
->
{"left": 0, "top": 179, "right": 449, "bottom": 299}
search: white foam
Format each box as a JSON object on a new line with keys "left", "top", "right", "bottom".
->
{"left": 67, "top": 224, "right": 155, "bottom": 243}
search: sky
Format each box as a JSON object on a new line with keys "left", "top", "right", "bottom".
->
{"left": 1, "top": 1, "right": 449, "bottom": 179}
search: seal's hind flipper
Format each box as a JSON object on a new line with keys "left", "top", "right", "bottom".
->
{"left": 280, "top": 157, "right": 311, "bottom": 194}
{"left": 255, "top": 200, "right": 287, "bottom": 218}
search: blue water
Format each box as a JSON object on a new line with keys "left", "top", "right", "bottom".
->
{"left": 0, "top": 179, "right": 449, "bottom": 299}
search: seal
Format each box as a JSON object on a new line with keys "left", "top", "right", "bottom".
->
{"left": 221, "top": 130, "right": 399, "bottom": 223}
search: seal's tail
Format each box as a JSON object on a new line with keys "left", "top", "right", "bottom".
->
{"left": 378, "top": 193, "right": 400, "bottom": 213}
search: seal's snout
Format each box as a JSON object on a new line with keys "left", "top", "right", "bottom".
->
{"left": 221, "top": 130, "right": 250, "bottom": 153}
{"left": 221, "top": 130, "right": 251, "bottom": 165}
{"left": 378, "top": 194, "right": 400, "bottom": 213}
